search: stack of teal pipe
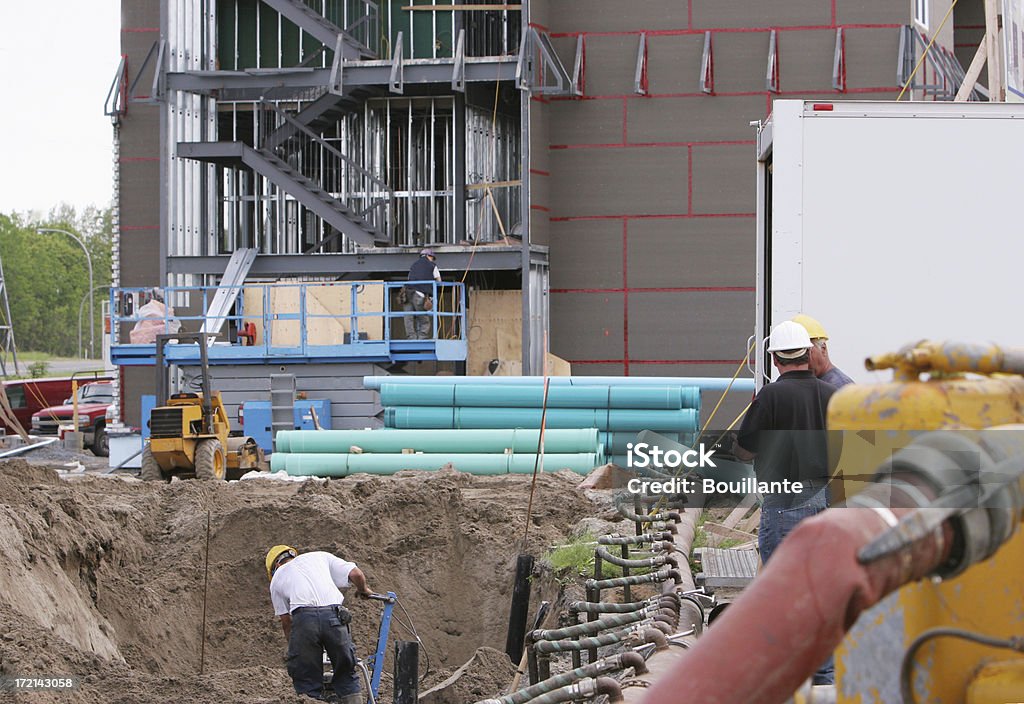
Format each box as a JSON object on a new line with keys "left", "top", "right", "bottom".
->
{"left": 271, "top": 428, "right": 605, "bottom": 477}
{"left": 375, "top": 381, "right": 700, "bottom": 461}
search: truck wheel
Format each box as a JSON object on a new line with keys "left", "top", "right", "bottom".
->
{"left": 140, "top": 446, "right": 166, "bottom": 482}
{"left": 92, "top": 423, "right": 109, "bottom": 458}
{"left": 194, "top": 439, "right": 226, "bottom": 481}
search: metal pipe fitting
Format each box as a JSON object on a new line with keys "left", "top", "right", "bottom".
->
{"left": 586, "top": 568, "right": 677, "bottom": 592}
{"left": 599, "top": 532, "right": 674, "bottom": 545}
{"left": 595, "top": 546, "right": 677, "bottom": 570}
{"left": 509, "top": 677, "right": 623, "bottom": 704}
{"left": 475, "top": 653, "right": 646, "bottom": 704}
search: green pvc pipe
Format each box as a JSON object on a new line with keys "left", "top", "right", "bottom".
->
{"left": 378, "top": 383, "right": 699, "bottom": 410}
{"left": 600, "top": 431, "right": 680, "bottom": 455}
{"left": 276, "top": 428, "right": 602, "bottom": 454}
{"left": 386, "top": 407, "right": 699, "bottom": 433}
{"left": 276, "top": 452, "right": 602, "bottom": 477}
{"left": 507, "top": 453, "right": 601, "bottom": 475}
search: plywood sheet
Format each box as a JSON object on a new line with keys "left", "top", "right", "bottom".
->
{"left": 242, "top": 282, "right": 385, "bottom": 348}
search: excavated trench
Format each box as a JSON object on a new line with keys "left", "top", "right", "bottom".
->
{"left": 0, "top": 460, "right": 598, "bottom": 704}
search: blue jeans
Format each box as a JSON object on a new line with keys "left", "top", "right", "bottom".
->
{"left": 287, "top": 606, "right": 361, "bottom": 699}
{"left": 758, "top": 487, "right": 833, "bottom": 685}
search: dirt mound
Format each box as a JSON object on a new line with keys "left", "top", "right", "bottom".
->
{"left": 0, "top": 461, "right": 594, "bottom": 702}
{"left": 419, "top": 647, "right": 517, "bottom": 704}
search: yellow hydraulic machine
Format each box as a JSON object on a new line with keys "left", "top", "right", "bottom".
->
{"left": 140, "top": 333, "right": 263, "bottom": 481}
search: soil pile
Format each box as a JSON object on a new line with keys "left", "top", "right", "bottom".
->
{"left": 0, "top": 461, "right": 595, "bottom": 703}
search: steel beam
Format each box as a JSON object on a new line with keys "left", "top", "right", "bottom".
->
{"left": 166, "top": 58, "right": 517, "bottom": 99}
{"left": 166, "top": 247, "right": 548, "bottom": 276}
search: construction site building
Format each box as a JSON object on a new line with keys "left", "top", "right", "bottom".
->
{"left": 109, "top": 0, "right": 978, "bottom": 427}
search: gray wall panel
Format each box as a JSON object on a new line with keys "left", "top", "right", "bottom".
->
{"left": 692, "top": 0, "right": 831, "bottom": 29}
{"left": 690, "top": 144, "right": 755, "bottom": 214}
{"left": 579, "top": 35, "right": 640, "bottom": 97}
{"left": 711, "top": 32, "right": 774, "bottom": 93}
{"left": 121, "top": 1, "right": 160, "bottom": 29}
{"left": 836, "top": 0, "right": 911, "bottom": 25}
{"left": 647, "top": 35, "right": 707, "bottom": 94}
{"left": 118, "top": 108, "right": 161, "bottom": 158}
{"left": 627, "top": 95, "right": 765, "bottom": 144}
{"left": 626, "top": 291, "right": 753, "bottom": 361}
{"left": 626, "top": 218, "right": 754, "bottom": 289}
{"left": 548, "top": 0, "right": 688, "bottom": 33}
{"left": 548, "top": 100, "right": 625, "bottom": 146}
{"left": 845, "top": 28, "right": 902, "bottom": 89}
{"left": 550, "top": 292, "right": 624, "bottom": 360}
{"left": 550, "top": 147, "right": 688, "bottom": 217}
{"left": 573, "top": 363, "right": 625, "bottom": 376}
{"left": 777, "top": 30, "right": 836, "bottom": 91}
{"left": 549, "top": 220, "right": 623, "bottom": 290}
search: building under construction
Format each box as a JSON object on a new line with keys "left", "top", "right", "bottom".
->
{"left": 107, "top": 0, "right": 981, "bottom": 427}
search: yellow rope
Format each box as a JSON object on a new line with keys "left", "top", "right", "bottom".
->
{"left": 897, "top": 0, "right": 960, "bottom": 101}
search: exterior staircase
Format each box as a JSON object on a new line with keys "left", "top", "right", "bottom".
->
{"left": 260, "top": 0, "right": 379, "bottom": 60}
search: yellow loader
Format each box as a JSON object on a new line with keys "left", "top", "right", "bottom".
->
{"left": 140, "top": 333, "right": 264, "bottom": 481}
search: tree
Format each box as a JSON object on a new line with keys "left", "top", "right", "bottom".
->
{"left": 0, "top": 206, "right": 114, "bottom": 357}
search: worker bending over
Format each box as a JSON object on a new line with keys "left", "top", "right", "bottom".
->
{"left": 266, "top": 545, "right": 372, "bottom": 703}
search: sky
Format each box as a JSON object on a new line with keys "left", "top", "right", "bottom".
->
{"left": 0, "top": 2, "right": 121, "bottom": 216}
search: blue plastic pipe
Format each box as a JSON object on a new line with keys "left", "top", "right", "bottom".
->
{"left": 385, "top": 406, "right": 699, "bottom": 432}
{"left": 276, "top": 428, "right": 601, "bottom": 454}
{"left": 273, "top": 452, "right": 602, "bottom": 477}
{"left": 378, "top": 383, "right": 700, "bottom": 410}
{"left": 365, "top": 375, "right": 754, "bottom": 392}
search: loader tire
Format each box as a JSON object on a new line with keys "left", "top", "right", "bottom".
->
{"left": 194, "top": 439, "right": 226, "bottom": 481}
{"left": 140, "top": 446, "right": 166, "bottom": 482}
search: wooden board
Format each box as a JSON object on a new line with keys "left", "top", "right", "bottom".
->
{"left": 467, "top": 289, "right": 571, "bottom": 377}
{"left": 242, "top": 282, "right": 384, "bottom": 347}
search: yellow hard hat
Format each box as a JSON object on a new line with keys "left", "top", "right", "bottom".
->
{"left": 792, "top": 314, "right": 828, "bottom": 341}
{"left": 265, "top": 545, "right": 297, "bottom": 579}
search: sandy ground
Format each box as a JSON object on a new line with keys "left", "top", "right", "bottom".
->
{"left": 0, "top": 459, "right": 600, "bottom": 703}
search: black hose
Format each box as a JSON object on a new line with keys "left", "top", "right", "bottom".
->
{"left": 531, "top": 611, "right": 648, "bottom": 642}
{"left": 474, "top": 652, "right": 646, "bottom": 704}
{"left": 586, "top": 568, "right": 679, "bottom": 591}
{"left": 900, "top": 628, "right": 1024, "bottom": 704}
{"left": 595, "top": 546, "right": 679, "bottom": 570}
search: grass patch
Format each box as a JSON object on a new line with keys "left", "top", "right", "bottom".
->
{"left": 544, "top": 532, "right": 628, "bottom": 583}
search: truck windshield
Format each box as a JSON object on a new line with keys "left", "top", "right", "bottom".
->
{"left": 78, "top": 385, "right": 114, "bottom": 404}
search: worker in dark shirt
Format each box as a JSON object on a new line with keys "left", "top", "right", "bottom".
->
{"left": 793, "top": 313, "right": 854, "bottom": 388}
{"left": 733, "top": 320, "right": 837, "bottom": 684}
{"left": 403, "top": 248, "right": 441, "bottom": 340}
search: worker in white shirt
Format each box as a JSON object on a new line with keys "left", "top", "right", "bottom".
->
{"left": 266, "top": 545, "right": 372, "bottom": 703}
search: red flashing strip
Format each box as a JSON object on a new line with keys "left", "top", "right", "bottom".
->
{"left": 528, "top": 21, "right": 549, "bottom": 32}
{"left": 551, "top": 212, "right": 755, "bottom": 222}
{"left": 552, "top": 86, "right": 900, "bottom": 101}
{"left": 551, "top": 139, "right": 755, "bottom": 150}
{"left": 569, "top": 359, "right": 744, "bottom": 365}
{"left": 622, "top": 220, "right": 629, "bottom": 376}
{"left": 552, "top": 286, "right": 754, "bottom": 294}
{"left": 121, "top": 225, "right": 159, "bottom": 231}
{"left": 687, "top": 144, "right": 693, "bottom": 215}
{"left": 622, "top": 98, "right": 628, "bottom": 144}
{"left": 530, "top": 204, "right": 551, "bottom": 212}
{"left": 529, "top": 168, "right": 551, "bottom": 177}
{"left": 120, "top": 156, "right": 160, "bottom": 163}
{"left": 549, "top": 23, "right": 902, "bottom": 39}
{"left": 123, "top": 27, "right": 160, "bottom": 33}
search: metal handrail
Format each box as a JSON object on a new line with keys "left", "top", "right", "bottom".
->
{"left": 110, "top": 282, "right": 466, "bottom": 352}
{"left": 104, "top": 55, "right": 128, "bottom": 118}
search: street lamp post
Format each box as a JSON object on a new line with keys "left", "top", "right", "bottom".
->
{"left": 37, "top": 228, "right": 95, "bottom": 359}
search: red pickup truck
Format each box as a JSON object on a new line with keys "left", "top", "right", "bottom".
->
{"left": 30, "top": 380, "right": 115, "bottom": 456}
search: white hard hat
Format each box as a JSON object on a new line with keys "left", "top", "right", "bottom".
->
{"left": 766, "top": 320, "right": 813, "bottom": 358}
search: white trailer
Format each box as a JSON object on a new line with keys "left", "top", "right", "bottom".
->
{"left": 754, "top": 99, "right": 1024, "bottom": 389}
